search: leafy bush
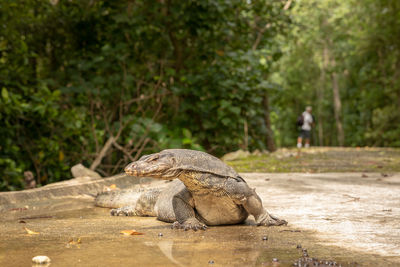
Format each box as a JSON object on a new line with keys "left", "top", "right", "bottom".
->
{"left": 0, "top": 0, "right": 289, "bottom": 190}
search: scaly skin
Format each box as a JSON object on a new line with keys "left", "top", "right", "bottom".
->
{"left": 98, "top": 149, "right": 287, "bottom": 230}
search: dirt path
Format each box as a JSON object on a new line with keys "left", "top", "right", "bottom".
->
{"left": 1, "top": 171, "right": 399, "bottom": 266}
{"left": 244, "top": 172, "right": 400, "bottom": 261}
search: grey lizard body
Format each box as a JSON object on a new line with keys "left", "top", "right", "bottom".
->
{"left": 95, "top": 149, "right": 287, "bottom": 230}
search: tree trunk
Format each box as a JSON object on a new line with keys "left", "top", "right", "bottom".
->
{"left": 243, "top": 119, "right": 248, "bottom": 151}
{"left": 262, "top": 93, "right": 277, "bottom": 152}
{"left": 398, "top": 89, "right": 400, "bottom": 115}
{"left": 166, "top": 0, "right": 184, "bottom": 72}
{"left": 317, "top": 44, "right": 329, "bottom": 146}
{"left": 394, "top": 60, "right": 400, "bottom": 115}
{"left": 325, "top": 40, "right": 344, "bottom": 147}
{"left": 331, "top": 71, "right": 344, "bottom": 146}
{"left": 251, "top": 18, "right": 276, "bottom": 152}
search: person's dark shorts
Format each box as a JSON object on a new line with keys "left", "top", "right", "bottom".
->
{"left": 299, "top": 129, "right": 311, "bottom": 139}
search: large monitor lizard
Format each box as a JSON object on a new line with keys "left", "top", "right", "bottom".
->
{"left": 95, "top": 149, "right": 287, "bottom": 231}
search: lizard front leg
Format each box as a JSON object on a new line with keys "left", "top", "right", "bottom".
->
{"left": 243, "top": 192, "right": 287, "bottom": 226}
{"left": 171, "top": 188, "right": 207, "bottom": 231}
{"left": 226, "top": 178, "right": 287, "bottom": 226}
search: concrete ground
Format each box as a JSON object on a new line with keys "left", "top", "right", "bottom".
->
{"left": 247, "top": 172, "right": 400, "bottom": 259}
{"left": 0, "top": 172, "right": 399, "bottom": 266}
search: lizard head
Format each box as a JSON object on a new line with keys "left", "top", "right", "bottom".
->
{"left": 124, "top": 151, "right": 178, "bottom": 179}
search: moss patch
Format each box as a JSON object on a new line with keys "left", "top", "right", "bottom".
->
{"left": 225, "top": 147, "right": 400, "bottom": 173}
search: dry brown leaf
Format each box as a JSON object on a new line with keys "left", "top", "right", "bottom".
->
{"left": 120, "top": 229, "right": 144, "bottom": 236}
{"left": 68, "top": 237, "right": 82, "bottom": 245}
{"left": 24, "top": 227, "right": 40, "bottom": 235}
{"left": 104, "top": 184, "right": 119, "bottom": 192}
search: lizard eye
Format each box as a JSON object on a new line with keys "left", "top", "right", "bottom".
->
{"left": 148, "top": 154, "right": 159, "bottom": 162}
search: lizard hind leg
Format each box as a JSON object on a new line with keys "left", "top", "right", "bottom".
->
{"left": 111, "top": 189, "right": 162, "bottom": 217}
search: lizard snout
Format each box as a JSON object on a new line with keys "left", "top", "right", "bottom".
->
{"left": 124, "top": 162, "right": 137, "bottom": 176}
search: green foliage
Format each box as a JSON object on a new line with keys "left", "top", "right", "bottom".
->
{"left": 272, "top": 0, "right": 400, "bottom": 147}
{"left": 0, "top": 0, "right": 290, "bottom": 190}
{"left": 0, "top": 84, "right": 87, "bottom": 190}
{"left": 2, "top": 0, "right": 399, "bottom": 191}
{"left": 347, "top": 0, "right": 400, "bottom": 146}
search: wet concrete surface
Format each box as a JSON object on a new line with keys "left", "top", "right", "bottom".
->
{"left": 1, "top": 173, "right": 399, "bottom": 266}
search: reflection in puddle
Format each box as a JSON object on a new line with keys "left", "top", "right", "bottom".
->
{"left": 157, "top": 240, "right": 184, "bottom": 267}
{"left": 1, "top": 207, "right": 398, "bottom": 266}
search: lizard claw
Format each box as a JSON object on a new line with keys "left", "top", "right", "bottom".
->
{"left": 171, "top": 218, "right": 207, "bottom": 231}
{"left": 110, "top": 206, "right": 135, "bottom": 216}
{"left": 171, "top": 221, "right": 179, "bottom": 229}
{"left": 257, "top": 212, "right": 288, "bottom": 226}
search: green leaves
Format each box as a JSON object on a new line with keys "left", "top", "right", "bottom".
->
{"left": 0, "top": 0, "right": 292, "bottom": 190}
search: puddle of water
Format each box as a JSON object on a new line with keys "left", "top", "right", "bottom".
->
{"left": 1, "top": 172, "right": 400, "bottom": 266}
{"left": 1, "top": 197, "right": 95, "bottom": 221}
{"left": 1, "top": 207, "right": 398, "bottom": 267}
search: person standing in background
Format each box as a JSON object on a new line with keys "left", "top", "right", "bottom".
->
{"left": 297, "top": 106, "right": 314, "bottom": 150}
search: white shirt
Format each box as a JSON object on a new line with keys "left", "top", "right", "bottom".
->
{"left": 301, "top": 111, "right": 313, "bottom": 131}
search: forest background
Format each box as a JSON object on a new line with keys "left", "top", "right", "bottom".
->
{"left": 1, "top": 0, "right": 399, "bottom": 190}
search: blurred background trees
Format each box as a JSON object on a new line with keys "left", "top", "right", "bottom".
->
{"left": 272, "top": 0, "right": 400, "bottom": 147}
{"left": 1, "top": 0, "right": 399, "bottom": 190}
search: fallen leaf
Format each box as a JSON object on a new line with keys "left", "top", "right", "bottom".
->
{"left": 19, "top": 220, "right": 26, "bottom": 224}
{"left": 104, "top": 184, "right": 119, "bottom": 192}
{"left": 24, "top": 227, "right": 40, "bottom": 235}
{"left": 66, "top": 237, "right": 82, "bottom": 248}
{"left": 68, "top": 237, "right": 82, "bottom": 245}
{"left": 120, "top": 229, "right": 144, "bottom": 236}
